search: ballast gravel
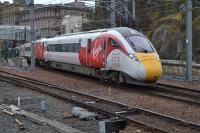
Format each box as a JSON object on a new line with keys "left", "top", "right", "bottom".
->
{"left": 0, "top": 81, "right": 100, "bottom": 133}
{"left": 0, "top": 66, "right": 200, "bottom": 132}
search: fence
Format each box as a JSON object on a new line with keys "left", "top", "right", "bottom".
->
{"left": 161, "top": 60, "right": 200, "bottom": 81}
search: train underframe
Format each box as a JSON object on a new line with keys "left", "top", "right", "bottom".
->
{"left": 24, "top": 58, "right": 147, "bottom": 85}
{"left": 35, "top": 59, "right": 126, "bottom": 84}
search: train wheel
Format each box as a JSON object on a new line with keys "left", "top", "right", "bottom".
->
{"left": 46, "top": 62, "right": 51, "bottom": 69}
{"left": 117, "top": 72, "right": 126, "bottom": 86}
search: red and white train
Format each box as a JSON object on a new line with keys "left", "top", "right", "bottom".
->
{"left": 21, "top": 27, "right": 162, "bottom": 84}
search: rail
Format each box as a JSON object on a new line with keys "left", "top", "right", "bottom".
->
{"left": 0, "top": 70, "right": 200, "bottom": 132}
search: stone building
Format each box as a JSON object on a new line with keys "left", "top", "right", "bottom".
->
{"left": 0, "top": 0, "right": 93, "bottom": 38}
{"left": 18, "top": 3, "right": 93, "bottom": 38}
{"left": 0, "top": 2, "right": 2, "bottom": 25}
{"left": 0, "top": 1, "right": 26, "bottom": 25}
{"left": 61, "top": 15, "right": 83, "bottom": 34}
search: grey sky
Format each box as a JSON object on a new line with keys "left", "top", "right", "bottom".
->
{"left": 0, "top": 0, "right": 94, "bottom": 6}
{"left": 0, "top": 0, "right": 91, "bottom": 4}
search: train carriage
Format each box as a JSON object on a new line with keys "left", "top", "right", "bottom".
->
{"left": 21, "top": 27, "right": 162, "bottom": 84}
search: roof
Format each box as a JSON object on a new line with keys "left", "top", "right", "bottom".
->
{"left": 19, "top": 4, "right": 92, "bottom": 12}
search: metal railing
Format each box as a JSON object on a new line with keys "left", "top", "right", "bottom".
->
{"left": 161, "top": 60, "right": 200, "bottom": 81}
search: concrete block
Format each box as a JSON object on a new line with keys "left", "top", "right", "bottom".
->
{"left": 9, "top": 105, "right": 20, "bottom": 111}
{"left": 72, "top": 107, "right": 98, "bottom": 120}
{"left": 99, "top": 119, "right": 127, "bottom": 133}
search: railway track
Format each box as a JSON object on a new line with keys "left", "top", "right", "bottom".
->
{"left": 40, "top": 67, "right": 200, "bottom": 105}
{"left": 131, "top": 83, "right": 200, "bottom": 105}
{"left": 1, "top": 68, "right": 200, "bottom": 105}
{"left": 0, "top": 70, "right": 200, "bottom": 132}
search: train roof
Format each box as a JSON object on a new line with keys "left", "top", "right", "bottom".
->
{"left": 36, "top": 27, "right": 143, "bottom": 44}
{"left": 111, "top": 27, "right": 143, "bottom": 38}
{"left": 56, "top": 27, "right": 142, "bottom": 37}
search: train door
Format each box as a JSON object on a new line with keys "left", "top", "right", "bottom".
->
{"left": 102, "top": 37, "right": 107, "bottom": 67}
{"left": 42, "top": 42, "right": 45, "bottom": 59}
{"left": 86, "top": 39, "right": 92, "bottom": 66}
{"left": 35, "top": 42, "right": 44, "bottom": 60}
{"left": 46, "top": 44, "right": 52, "bottom": 61}
{"left": 87, "top": 37, "right": 106, "bottom": 68}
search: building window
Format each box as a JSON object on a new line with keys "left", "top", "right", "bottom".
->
{"left": 35, "top": 13, "right": 37, "bottom": 19}
{"left": 48, "top": 11, "right": 50, "bottom": 17}
{"left": 51, "top": 11, "right": 53, "bottom": 16}
{"left": 45, "top": 11, "right": 48, "bottom": 17}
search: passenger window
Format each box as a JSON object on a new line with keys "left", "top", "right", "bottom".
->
{"left": 88, "top": 39, "right": 92, "bottom": 53}
{"left": 72, "top": 44, "right": 75, "bottom": 52}
{"left": 68, "top": 44, "right": 73, "bottom": 52}
{"left": 55, "top": 45, "right": 61, "bottom": 52}
{"left": 61, "top": 44, "right": 66, "bottom": 52}
{"left": 65, "top": 45, "right": 69, "bottom": 52}
{"left": 51, "top": 45, "right": 56, "bottom": 52}
{"left": 74, "top": 43, "right": 81, "bottom": 52}
{"left": 110, "top": 38, "right": 120, "bottom": 48}
{"left": 47, "top": 43, "right": 80, "bottom": 53}
{"left": 47, "top": 45, "right": 50, "bottom": 51}
{"left": 103, "top": 40, "right": 106, "bottom": 50}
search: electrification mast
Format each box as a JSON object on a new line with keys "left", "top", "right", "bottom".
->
{"left": 26, "top": 0, "right": 35, "bottom": 69}
{"left": 186, "top": 0, "right": 193, "bottom": 81}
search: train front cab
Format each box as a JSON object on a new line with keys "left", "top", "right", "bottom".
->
{"left": 126, "top": 35, "right": 162, "bottom": 82}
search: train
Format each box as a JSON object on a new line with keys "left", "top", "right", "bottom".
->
{"left": 20, "top": 27, "right": 162, "bottom": 84}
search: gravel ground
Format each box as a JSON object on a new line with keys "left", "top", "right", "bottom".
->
{"left": 158, "top": 78, "right": 200, "bottom": 90}
{"left": 0, "top": 81, "right": 101, "bottom": 133}
{"left": 0, "top": 72, "right": 151, "bottom": 133}
{"left": 0, "top": 113, "right": 58, "bottom": 133}
{"left": 0, "top": 66, "right": 200, "bottom": 132}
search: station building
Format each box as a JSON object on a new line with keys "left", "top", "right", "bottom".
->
{"left": 0, "top": 0, "right": 94, "bottom": 39}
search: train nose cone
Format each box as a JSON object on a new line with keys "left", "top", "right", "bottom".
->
{"left": 142, "top": 59, "right": 162, "bottom": 81}
{"left": 137, "top": 63, "right": 146, "bottom": 80}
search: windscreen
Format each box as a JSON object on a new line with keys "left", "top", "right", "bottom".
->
{"left": 127, "top": 36, "right": 155, "bottom": 53}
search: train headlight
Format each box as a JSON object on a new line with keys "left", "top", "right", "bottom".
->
{"left": 156, "top": 54, "right": 160, "bottom": 59}
{"left": 129, "top": 54, "right": 139, "bottom": 61}
{"left": 129, "top": 54, "right": 134, "bottom": 59}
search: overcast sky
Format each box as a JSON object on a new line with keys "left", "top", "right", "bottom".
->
{"left": 0, "top": 0, "right": 94, "bottom": 5}
{"left": 0, "top": 0, "right": 95, "bottom": 7}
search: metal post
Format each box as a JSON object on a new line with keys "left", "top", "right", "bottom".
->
{"left": 124, "top": 0, "right": 128, "bottom": 23}
{"left": 186, "top": 0, "right": 192, "bottom": 81}
{"left": 18, "top": 48, "right": 21, "bottom": 67}
{"left": 111, "top": 0, "right": 116, "bottom": 27}
{"left": 30, "top": 1, "right": 35, "bottom": 69}
{"left": 132, "top": 0, "right": 136, "bottom": 20}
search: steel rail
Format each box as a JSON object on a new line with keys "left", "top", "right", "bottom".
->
{"left": 137, "top": 83, "right": 200, "bottom": 105}
{"left": 0, "top": 73, "right": 200, "bottom": 132}
{"left": 0, "top": 69, "right": 200, "bottom": 104}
